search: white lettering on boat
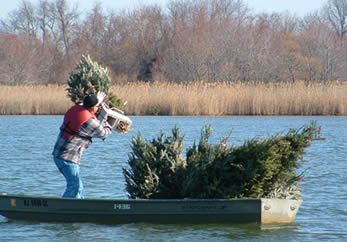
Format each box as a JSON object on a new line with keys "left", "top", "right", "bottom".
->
{"left": 113, "top": 204, "right": 131, "bottom": 210}
{"left": 23, "top": 199, "right": 48, "bottom": 207}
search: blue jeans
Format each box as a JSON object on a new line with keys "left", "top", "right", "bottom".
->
{"left": 53, "top": 156, "right": 84, "bottom": 199}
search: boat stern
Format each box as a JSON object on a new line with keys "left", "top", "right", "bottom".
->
{"left": 261, "top": 198, "right": 302, "bottom": 224}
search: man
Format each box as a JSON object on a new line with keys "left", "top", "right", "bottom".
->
{"left": 52, "top": 93, "right": 112, "bottom": 198}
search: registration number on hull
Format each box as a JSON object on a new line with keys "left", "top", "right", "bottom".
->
{"left": 23, "top": 199, "right": 48, "bottom": 207}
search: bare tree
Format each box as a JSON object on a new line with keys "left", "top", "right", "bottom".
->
{"left": 101, "top": 5, "right": 170, "bottom": 82}
{"left": 323, "top": 0, "right": 347, "bottom": 41}
{"left": 0, "top": 0, "right": 39, "bottom": 38}
{"left": 54, "top": 0, "right": 80, "bottom": 57}
{"left": 0, "top": 33, "right": 48, "bottom": 84}
{"left": 74, "top": 3, "right": 107, "bottom": 59}
{"left": 36, "top": 0, "right": 57, "bottom": 49}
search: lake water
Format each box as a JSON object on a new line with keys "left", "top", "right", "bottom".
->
{"left": 0, "top": 116, "right": 346, "bottom": 241}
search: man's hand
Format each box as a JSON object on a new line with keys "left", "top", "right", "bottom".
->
{"left": 105, "top": 121, "right": 113, "bottom": 130}
{"left": 96, "top": 92, "right": 106, "bottom": 105}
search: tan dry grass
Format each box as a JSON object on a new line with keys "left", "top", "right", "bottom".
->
{"left": 113, "top": 81, "right": 346, "bottom": 116}
{"left": 0, "top": 81, "right": 345, "bottom": 115}
{"left": 0, "top": 85, "right": 72, "bottom": 115}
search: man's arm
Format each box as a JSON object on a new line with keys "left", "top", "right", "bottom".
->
{"left": 79, "top": 118, "right": 112, "bottom": 140}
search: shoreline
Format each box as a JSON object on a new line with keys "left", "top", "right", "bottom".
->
{"left": 0, "top": 114, "right": 346, "bottom": 117}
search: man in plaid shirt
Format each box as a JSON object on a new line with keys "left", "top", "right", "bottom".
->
{"left": 52, "top": 94, "right": 112, "bottom": 198}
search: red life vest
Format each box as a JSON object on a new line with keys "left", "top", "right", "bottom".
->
{"left": 60, "top": 105, "right": 96, "bottom": 140}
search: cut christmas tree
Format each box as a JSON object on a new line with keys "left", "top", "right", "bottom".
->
{"left": 123, "top": 121, "right": 323, "bottom": 199}
{"left": 66, "top": 55, "right": 132, "bottom": 133}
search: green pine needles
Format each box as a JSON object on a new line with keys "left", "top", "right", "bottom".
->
{"left": 67, "top": 55, "right": 123, "bottom": 109}
{"left": 123, "top": 121, "right": 323, "bottom": 200}
{"left": 123, "top": 126, "right": 187, "bottom": 199}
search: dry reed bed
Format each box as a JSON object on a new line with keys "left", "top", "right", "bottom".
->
{"left": 0, "top": 85, "right": 72, "bottom": 115}
{"left": 0, "top": 81, "right": 345, "bottom": 115}
{"left": 114, "top": 81, "right": 346, "bottom": 116}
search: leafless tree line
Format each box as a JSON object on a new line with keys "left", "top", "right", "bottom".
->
{"left": 0, "top": 0, "right": 347, "bottom": 85}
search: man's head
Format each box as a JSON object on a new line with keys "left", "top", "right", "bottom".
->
{"left": 83, "top": 94, "right": 99, "bottom": 108}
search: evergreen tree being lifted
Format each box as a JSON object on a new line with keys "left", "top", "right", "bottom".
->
{"left": 123, "top": 121, "right": 323, "bottom": 200}
{"left": 66, "top": 55, "right": 132, "bottom": 133}
{"left": 67, "top": 55, "right": 124, "bottom": 109}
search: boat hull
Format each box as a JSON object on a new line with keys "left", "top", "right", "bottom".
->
{"left": 0, "top": 193, "right": 302, "bottom": 224}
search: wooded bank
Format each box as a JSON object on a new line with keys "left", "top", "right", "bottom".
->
{"left": 1, "top": 0, "right": 347, "bottom": 86}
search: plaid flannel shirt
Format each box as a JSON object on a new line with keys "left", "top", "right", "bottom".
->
{"left": 52, "top": 118, "right": 112, "bottom": 164}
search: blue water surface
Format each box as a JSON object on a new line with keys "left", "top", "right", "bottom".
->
{"left": 0, "top": 116, "right": 346, "bottom": 241}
